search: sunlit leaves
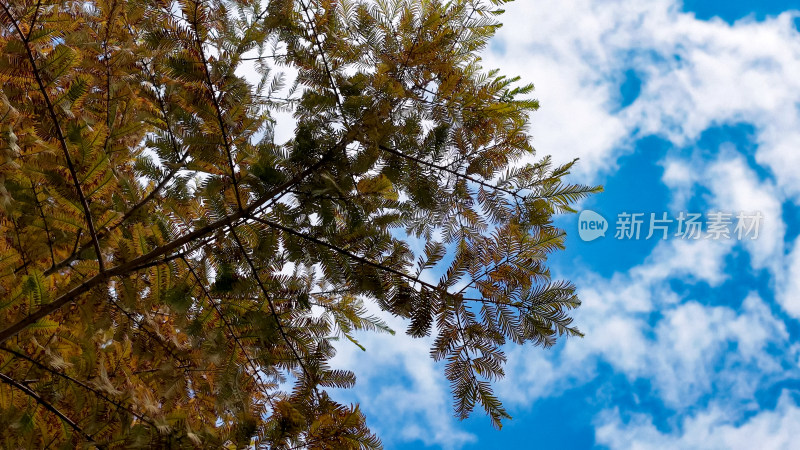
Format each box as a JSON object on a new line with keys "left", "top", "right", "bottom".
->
{"left": 0, "top": 0, "right": 596, "bottom": 447}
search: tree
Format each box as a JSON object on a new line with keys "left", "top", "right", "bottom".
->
{"left": 0, "top": 0, "right": 598, "bottom": 447}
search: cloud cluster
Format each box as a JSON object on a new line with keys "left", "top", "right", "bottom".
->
{"left": 486, "top": 0, "right": 800, "bottom": 446}
{"left": 596, "top": 391, "right": 800, "bottom": 449}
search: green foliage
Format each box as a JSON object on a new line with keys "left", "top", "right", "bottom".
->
{"left": 0, "top": 0, "right": 598, "bottom": 447}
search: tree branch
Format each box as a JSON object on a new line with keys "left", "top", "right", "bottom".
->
{"left": 189, "top": 0, "right": 244, "bottom": 210}
{"left": 0, "top": 345, "right": 157, "bottom": 428}
{"left": 0, "top": 147, "right": 335, "bottom": 344}
{"left": 0, "top": 1, "right": 106, "bottom": 272}
{"left": 250, "top": 216, "right": 448, "bottom": 297}
{"left": 378, "top": 144, "right": 520, "bottom": 198}
{"left": 227, "top": 222, "right": 314, "bottom": 385}
{"left": 180, "top": 256, "right": 275, "bottom": 406}
{"left": 0, "top": 371, "right": 99, "bottom": 445}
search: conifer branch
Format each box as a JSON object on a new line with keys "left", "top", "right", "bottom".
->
{"left": 189, "top": 0, "right": 244, "bottom": 211}
{"left": 0, "top": 1, "right": 106, "bottom": 273}
{"left": 0, "top": 151, "right": 333, "bottom": 344}
{"left": 250, "top": 216, "right": 447, "bottom": 296}
{"left": 377, "top": 144, "right": 520, "bottom": 198}
{"left": 228, "top": 223, "right": 315, "bottom": 387}
{"left": 298, "top": 0, "right": 349, "bottom": 129}
{"left": 0, "top": 1, "right": 592, "bottom": 443}
{"left": 0, "top": 371, "right": 100, "bottom": 446}
{"left": 180, "top": 256, "right": 276, "bottom": 406}
{"left": 0, "top": 346, "right": 157, "bottom": 428}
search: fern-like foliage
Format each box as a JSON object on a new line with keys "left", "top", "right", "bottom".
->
{"left": 0, "top": 0, "right": 599, "bottom": 447}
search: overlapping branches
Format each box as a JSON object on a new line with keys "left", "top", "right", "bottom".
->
{"left": 0, "top": 0, "right": 596, "bottom": 447}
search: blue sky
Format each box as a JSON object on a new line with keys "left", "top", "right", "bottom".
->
{"left": 319, "top": 0, "right": 800, "bottom": 448}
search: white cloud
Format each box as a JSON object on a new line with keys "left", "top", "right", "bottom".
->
{"left": 485, "top": 0, "right": 800, "bottom": 200}
{"left": 500, "top": 240, "right": 789, "bottom": 408}
{"left": 704, "top": 155, "right": 784, "bottom": 270}
{"left": 596, "top": 391, "right": 800, "bottom": 449}
{"left": 636, "top": 238, "right": 733, "bottom": 286}
{"left": 481, "top": 0, "right": 800, "bottom": 410}
{"left": 648, "top": 294, "right": 788, "bottom": 406}
{"left": 778, "top": 237, "right": 800, "bottom": 319}
{"left": 661, "top": 158, "right": 699, "bottom": 211}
